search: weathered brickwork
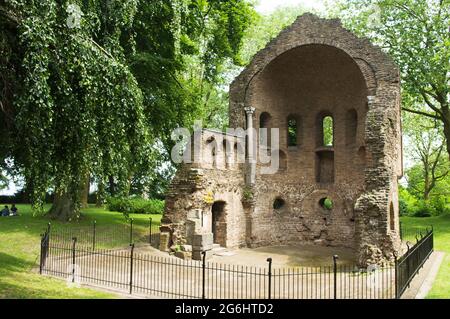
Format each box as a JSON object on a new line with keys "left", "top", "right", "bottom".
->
{"left": 161, "top": 14, "right": 402, "bottom": 266}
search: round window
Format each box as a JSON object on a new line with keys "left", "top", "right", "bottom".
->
{"left": 273, "top": 198, "right": 286, "bottom": 210}
{"left": 319, "top": 197, "right": 333, "bottom": 210}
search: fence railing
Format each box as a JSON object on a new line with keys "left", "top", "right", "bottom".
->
{"left": 395, "top": 227, "right": 434, "bottom": 298}
{"left": 44, "top": 218, "right": 160, "bottom": 250}
{"left": 400, "top": 222, "right": 427, "bottom": 243}
{"left": 39, "top": 224, "right": 433, "bottom": 299}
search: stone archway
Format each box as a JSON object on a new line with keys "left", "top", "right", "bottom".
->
{"left": 211, "top": 201, "right": 227, "bottom": 246}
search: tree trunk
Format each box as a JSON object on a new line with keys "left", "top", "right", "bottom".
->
{"left": 424, "top": 167, "right": 430, "bottom": 200}
{"left": 443, "top": 108, "right": 450, "bottom": 161}
{"left": 96, "top": 181, "right": 105, "bottom": 207}
{"left": 108, "top": 175, "right": 116, "bottom": 195}
{"left": 48, "top": 191, "right": 78, "bottom": 221}
{"left": 80, "top": 174, "right": 90, "bottom": 208}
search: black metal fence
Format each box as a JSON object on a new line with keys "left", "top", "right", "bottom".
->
{"left": 399, "top": 222, "right": 429, "bottom": 243}
{"left": 45, "top": 218, "right": 160, "bottom": 250}
{"left": 395, "top": 227, "right": 434, "bottom": 298}
{"left": 39, "top": 224, "right": 433, "bottom": 299}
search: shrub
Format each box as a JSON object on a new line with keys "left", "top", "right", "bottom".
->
{"left": 107, "top": 196, "right": 164, "bottom": 215}
{"left": 411, "top": 200, "right": 434, "bottom": 217}
{"left": 399, "top": 198, "right": 409, "bottom": 216}
{"left": 429, "top": 196, "right": 449, "bottom": 215}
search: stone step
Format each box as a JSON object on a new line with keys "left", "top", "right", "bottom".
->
{"left": 211, "top": 247, "right": 227, "bottom": 253}
{"left": 212, "top": 244, "right": 221, "bottom": 249}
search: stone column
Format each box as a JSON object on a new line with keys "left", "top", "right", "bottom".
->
{"left": 244, "top": 106, "right": 256, "bottom": 185}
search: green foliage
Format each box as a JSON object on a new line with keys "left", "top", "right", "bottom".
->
{"left": 0, "top": 0, "right": 256, "bottom": 218}
{"left": 323, "top": 198, "right": 333, "bottom": 210}
{"left": 399, "top": 186, "right": 449, "bottom": 217}
{"left": 399, "top": 198, "right": 409, "bottom": 216}
{"left": 242, "top": 186, "right": 254, "bottom": 201}
{"left": 335, "top": 0, "right": 450, "bottom": 158}
{"left": 1, "top": 0, "right": 150, "bottom": 217}
{"left": 240, "top": 4, "right": 309, "bottom": 64}
{"left": 323, "top": 116, "right": 333, "bottom": 147}
{"left": 287, "top": 118, "right": 297, "bottom": 146}
{"left": 0, "top": 173, "right": 7, "bottom": 190}
{"left": 107, "top": 196, "right": 165, "bottom": 215}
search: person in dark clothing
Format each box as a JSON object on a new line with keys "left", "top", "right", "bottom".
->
{"left": 11, "top": 204, "right": 18, "bottom": 216}
{"left": 1, "top": 205, "right": 10, "bottom": 216}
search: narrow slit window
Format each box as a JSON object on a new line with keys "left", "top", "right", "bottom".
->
{"left": 323, "top": 116, "right": 334, "bottom": 146}
{"left": 287, "top": 117, "right": 297, "bottom": 146}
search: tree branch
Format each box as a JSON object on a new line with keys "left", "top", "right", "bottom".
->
{"left": 402, "top": 107, "right": 440, "bottom": 120}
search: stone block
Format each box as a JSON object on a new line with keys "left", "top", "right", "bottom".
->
{"left": 159, "top": 232, "right": 170, "bottom": 252}
{"left": 181, "top": 244, "right": 192, "bottom": 252}
{"left": 175, "top": 251, "right": 192, "bottom": 260}
{"left": 192, "top": 233, "right": 213, "bottom": 249}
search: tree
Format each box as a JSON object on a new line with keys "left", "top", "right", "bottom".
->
{"left": 240, "top": 4, "right": 309, "bottom": 64}
{"left": 1, "top": 0, "right": 149, "bottom": 220}
{"left": 334, "top": 0, "right": 450, "bottom": 159}
{"left": 124, "top": 0, "right": 256, "bottom": 195}
{"left": 403, "top": 112, "right": 449, "bottom": 199}
{"left": 0, "top": 173, "right": 7, "bottom": 190}
{"left": 0, "top": 0, "right": 256, "bottom": 219}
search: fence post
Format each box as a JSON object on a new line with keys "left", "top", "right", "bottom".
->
{"left": 72, "top": 237, "right": 77, "bottom": 283}
{"left": 333, "top": 255, "right": 339, "bottom": 300}
{"left": 394, "top": 254, "right": 399, "bottom": 299}
{"left": 267, "top": 258, "right": 272, "bottom": 299}
{"left": 129, "top": 243, "right": 135, "bottom": 294}
{"left": 149, "top": 217, "right": 152, "bottom": 245}
{"left": 130, "top": 218, "right": 134, "bottom": 244}
{"left": 92, "top": 220, "right": 96, "bottom": 251}
{"left": 202, "top": 251, "right": 206, "bottom": 299}
{"left": 39, "top": 233, "right": 44, "bottom": 275}
{"left": 46, "top": 222, "right": 51, "bottom": 249}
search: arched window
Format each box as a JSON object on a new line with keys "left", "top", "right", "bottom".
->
{"left": 287, "top": 116, "right": 298, "bottom": 147}
{"left": 323, "top": 116, "right": 334, "bottom": 146}
{"left": 223, "top": 139, "right": 231, "bottom": 168}
{"left": 206, "top": 136, "right": 217, "bottom": 166}
{"left": 259, "top": 112, "right": 272, "bottom": 147}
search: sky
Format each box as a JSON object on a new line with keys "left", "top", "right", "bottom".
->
{"left": 255, "top": 0, "right": 326, "bottom": 14}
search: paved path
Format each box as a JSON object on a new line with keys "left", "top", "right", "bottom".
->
{"left": 401, "top": 251, "right": 445, "bottom": 299}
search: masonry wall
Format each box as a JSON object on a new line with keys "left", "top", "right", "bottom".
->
{"left": 161, "top": 131, "right": 248, "bottom": 251}
{"left": 162, "top": 13, "right": 402, "bottom": 266}
{"left": 229, "top": 14, "right": 402, "bottom": 266}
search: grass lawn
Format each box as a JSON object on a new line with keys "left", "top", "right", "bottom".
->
{"left": 400, "top": 213, "right": 450, "bottom": 299}
{"left": 0, "top": 204, "right": 161, "bottom": 299}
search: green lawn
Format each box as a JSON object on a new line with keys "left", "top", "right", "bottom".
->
{"left": 0, "top": 204, "right": 161, "bottom": 299}
{"left": 400, "top": 213, "right": 450, "bottom": 299}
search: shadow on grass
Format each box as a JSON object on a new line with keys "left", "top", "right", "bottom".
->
{"left": 0, "top": 252, "right": 34, "bottom": 272}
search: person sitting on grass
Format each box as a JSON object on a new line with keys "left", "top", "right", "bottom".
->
{"left": 10, "top": 204, "right": 18, "bottom": 216}
{"left": 1, "top": 205, "right": 10, "bottom": 216}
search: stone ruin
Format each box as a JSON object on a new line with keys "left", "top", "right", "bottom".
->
{"left": 159, "top": 14, "right": 403, "bottom": 266}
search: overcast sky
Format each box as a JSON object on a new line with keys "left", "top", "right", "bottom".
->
{"left": 255, "top": 0, "right": 326, "bottom": 14}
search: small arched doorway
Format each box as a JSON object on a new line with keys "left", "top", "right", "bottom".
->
{"left": 211, "top": 201, "right": 227, "bottom": 246}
